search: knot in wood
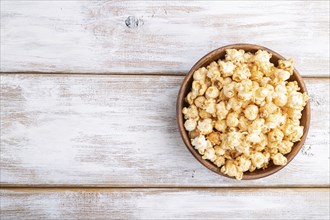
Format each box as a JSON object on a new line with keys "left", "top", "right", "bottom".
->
{"left": 125, "top": 16, "right": 139, "bottom": 28}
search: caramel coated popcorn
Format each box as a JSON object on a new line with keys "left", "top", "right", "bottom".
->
{"left": 183, "top": 49, "right": 309, "bottom": 180}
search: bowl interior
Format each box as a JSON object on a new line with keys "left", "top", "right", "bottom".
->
{"left": 177, "top": 44, "right": 310, "bottom": 180}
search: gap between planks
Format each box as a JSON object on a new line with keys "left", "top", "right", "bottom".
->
{"left": 1, "top": 185, "right": 329, "bottom": 189}
{"left": 0, "top": 72, "right": 330, "bottom": 78}
{"left": 1, "top": 187, "right": 329, "bottom": 192}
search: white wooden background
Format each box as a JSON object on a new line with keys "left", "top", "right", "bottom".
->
{"left": 1, "top": 1, "right": 329, "bottom": 219}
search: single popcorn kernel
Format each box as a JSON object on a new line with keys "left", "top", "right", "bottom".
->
{"left": 272, "top": 153, "right": 288, "bottom": 166}
{"left": 197, "top": 118, "right": 213, "bottom": 135}
{"left": 191, "top": 135, "right": 212, "bottom": 154}
{"left": 278, "top": 140, "right": 294, "bottom": 154}
{"left": 182, "top": 49, "right": 308, "bottom": 180}
{"left": 221, "top": 160, "right": 242, "bottom": 180}
{"left": 268, "top": 128, "right": 284, "bottom": 142}
{"left": 227, "top": 97, "right": 243, "bottom": 112}
{"left": 275, "top": 69, "right": 291, "bottom": 81}
{"left": 189, "top": 129, "right": 200, "bottom": 139}
{"left": 205, "top": 86, "right": 220, "bottom": 99}
{"left": 274, "top": 94, "right": 288, "bottom": 107}
{"left": 246, "top": 133, "right": 262, "bottom": 143}
{"left": 226, "top": 112, "right": 239, "bottom": 127}
{"left": 204, "top": 99, "right": 217, "bottom": 115}
{"left": 207, "top": 132, "right": 221, "bottom": 145}
{"left": 251, "top": 152, "right": 266, "bottom": 169}
{"left": 244, "top": 104, "right": 259, "bottom": 120}
{"left": 182, "top": 105, "right": 199, "bottom": 120}
{"left": 218, "top": 60, "right": 236, "bottom": 77}
{"left": 207, "top": 62, "right": 221, "bottom": 81}
{"left": 193, "top": 67, "right": 207, "bottom": 82}
{"left": 287, "top": 92, "right": 305, "bottom": 109}
{"left": 199, "top": 109, "right": 211, "bottom": 119}
{"left": 194, "top": 96, "right": 206, "bottom": 108}
{"left": 214, "top": 156, "right": 226, "bottom": 167}
{"left": 223, "top": 82, "right": 236, "bottom": 98}
{"left": 216, "top": 101, "right": 229, "bottom": 120}
{"left": 214, "top": 145, "right": 226, "bottom": 156}
{"left": 237, "top": 156, "right": 252, "bottom": 172}
{"left": 202, "top": 148, "right": 217, "bottom": 162}
{"left": 215, "top": 120, "right": 227, "bottom": 132}
{"left": 184, "top": 119, "right": 197, "bottom": 131}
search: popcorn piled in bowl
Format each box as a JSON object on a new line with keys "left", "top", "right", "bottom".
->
{"left": 182, "top": 49, "right": 309, "bottom": 180}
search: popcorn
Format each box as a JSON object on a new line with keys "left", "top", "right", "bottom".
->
{"left": 214, "top": 120, "right": 227, "bottom": 132}
{"left": 235, "top": 141, "right": 251, "bottom": 155}
{"left": 255, "top": 87, "right": 270, "bottom": 101}
{"left": 272, "top": 153, "right": 288, "bottom": 166}
{"left": 218, "top": 60, "right": 236, "bottom": 77}
{"left": 278, "top": 58, "right": 294, "bottom": 74}
{"left": 221, "top": 160, "right": 242, "bottom": 180}
{"left": 226, "top": 112, "right": 239, "bottom": 128}
{"left": 199, "top": 109, "right": 211, "bottom": 119}
{"left": 189, "top": 129, "right": 200, "bottom": 139}
{"left": 278, "top": 140, "right": 294, "bottom": 154}
{"left": 223, "top": 82, "right": 236, "bottom": 98}
{"left": 275, "top": 69, "right": 291, "bottom": 81}
{"left": 250, "top": 152, "right": 267, "bottom": 169}
{"left": 227, "top": 97, "right": 243, "bottom": 112}
{"left": 182, "top": 49, "right": 308, "bottom": 180}
{"left": 225, "top": 49, "right": 245, "bottom": 64}
{"left": 197, "top": 118, "right": 213, "bottom": 135}
{"left": 286, "top": 81, "right": 299, "bottom": 93}
{"left": 216, "top": 101, "right": 229, "bottom": 120}
{"left": 248, "top": 118, "right": 265, "bottom": 134}
{"left": 287, "top": 92, "right": 305, "bottom": 109}
{"left": 192, "top": 80, "right": 207, "bottom": 96}
{"left": 205, "top": 86, "right": 220, "bottom": 99}
{"left": 265, "top": 111, "right": 285, "bottom": 129}
{"left": 237, "top": 156, "right": 252, "bottom": 172}
{"left": 274, "top": 94, "right": 288, "bottom": 107}
{"left": 204, "top": 98, "right": 217, "bottom": 115}
{"left": 207, "top": 62, "right": 221, "bottom": 81}
{"left": 246, "top": 133, "right": 262, "bottom": 143}
{"left": 286, "top": 108, "right": 302, "bottom": 120}
{"left": 191, "top": 135, "right": 212, "bottom": 154}
{"left": 214, "top": 156, "right": 226, "bottom": 167}
{"left": 194, "top": 96, "right": 206, "bottom": 108}
{"left": 184, "top": 119, "right": 197, "bottom": 131}
{"left": 227, "top": 131, "right": 243, "bottom": 149}
{"left": 244, "top": 104, "right": 259, "bottom": 120}
{"left": 214, "top": 145, "right": 226, "bottom": 156}
{"left": 253, "top": 50, "right": 273, "bottom": 75}
{"left": 269, "top": 130, "right": 284, "bottom": 145}
{"left": 202, "top": 148, "right": 217, "bottom": 162}
{"left": 186, "top": 92, "right": 195, "bottom": 105}
{"left": 288, "top": 126, "right": 304, "bottom": 142}
{"left": 207, "top": 132, "right": 221, "bottom": 145}
{"left": 275, "top": 84, "right": 287, "bottom": 95}
{"left": 233, "top": 64, "right": 251, "bottom": 82}
{"left": 193, "top": 67, "right": 207, "bottom": 82}
{"left": 182, "top": 105, "right": 199, "bottom": 120}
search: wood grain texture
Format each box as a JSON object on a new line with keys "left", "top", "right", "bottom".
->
{"left": 1, "top": 188, "right": 329, "bottom": 220}
{"left": 1, "top": 74, "right": 329, "bottom": 187}
{"left": 1, "top": 1, "right": 329, "bottom": 76}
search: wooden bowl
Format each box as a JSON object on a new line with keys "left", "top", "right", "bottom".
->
{"left": 177, "top": 43, "right": 311, "bottom": 180}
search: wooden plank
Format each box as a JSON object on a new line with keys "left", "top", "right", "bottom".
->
{"left": 1, "top": 188, "right": 329, "bottom": 219}
{"left": 1, "top": 1, "right": 329, "bottom": 76}
{"left": 0, "top": 75, "right": 329, "bottom": 187}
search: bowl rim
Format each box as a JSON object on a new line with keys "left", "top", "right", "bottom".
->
{"left": 176, "top": 43, "right": 311, "bottom": 180}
